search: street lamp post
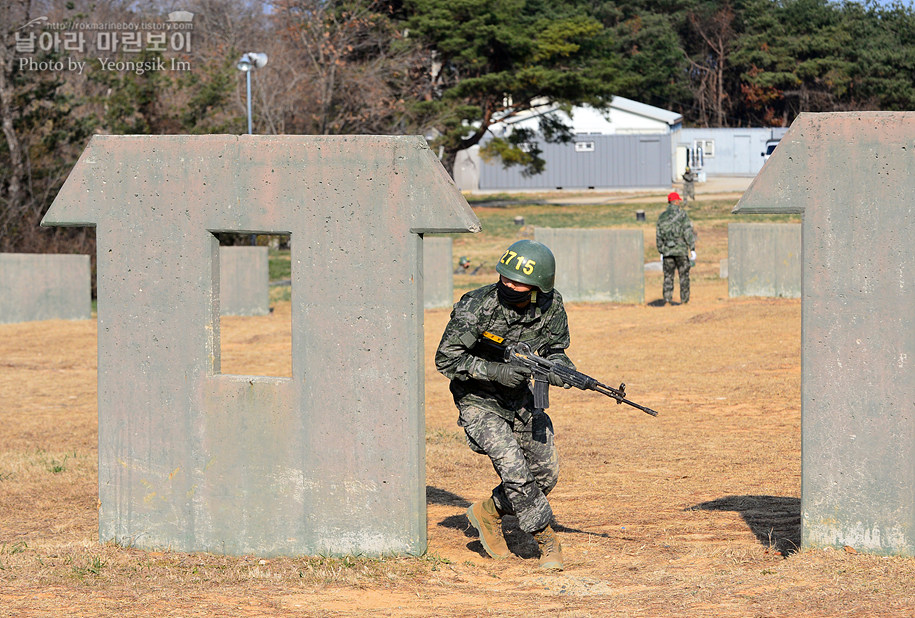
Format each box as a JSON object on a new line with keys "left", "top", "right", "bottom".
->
{"left": 236, "top": 52, "right": 268, "bottom": 135}
{"left": 236, "top": 52, "right": 269, "bottom": 244}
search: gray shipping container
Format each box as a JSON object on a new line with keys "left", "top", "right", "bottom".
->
{"left": 479, "top": 134, "right": 672, "bottom": 191}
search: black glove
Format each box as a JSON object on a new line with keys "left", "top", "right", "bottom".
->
{"left": 485, "top": 362, "right": 532, "bottom": 388}
{"left": 548, "top": 370, "right": 572, "bottom": 389}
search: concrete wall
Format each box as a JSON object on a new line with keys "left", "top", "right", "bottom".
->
{"left": 734, "top": 112, "right": 915, "bottom": 556}
{"left": 422, "top": 237, "right": 453, "bottom": 309}
{"left": 41, "top": 134, "right": 480, "bottom": 558}
{"left": 0, "top": 253, "right": 91, "bottom": 324}
{"left": 220, "top": 246, "right": 269, "bottom": 316}
{"left": 535, "top": 227, "right": 644, "bottom": 304}
{"left": 727, "top": 223, "right": 801, "bottom": 298}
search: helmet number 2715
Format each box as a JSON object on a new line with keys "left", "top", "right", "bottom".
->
{"left": 499, "top": 250, "right": 536, "bottom": 275}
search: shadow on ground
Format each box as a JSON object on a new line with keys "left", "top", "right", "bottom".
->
{"left": 430, "top": 486, "right": 614, "bottom": 559}
{"left": 427, "top": 486, "right": 470, "bottom": 508}
{"left": 647, "top": 299, "right": 685, "bottom": 307}
{"left": 687, "top": 495, "right": 801, "bottom": 555}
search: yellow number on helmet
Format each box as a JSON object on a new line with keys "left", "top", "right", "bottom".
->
{"left": 494, "top": 240, "right": 555, "bottom": 293}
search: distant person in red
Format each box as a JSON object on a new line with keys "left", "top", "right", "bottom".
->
{"left": 656, "top": 192, "right": 696, "bottom": 305}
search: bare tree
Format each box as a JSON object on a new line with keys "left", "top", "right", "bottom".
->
{"left": 0, "top": 0, "right": 32, "bottom": 241}
{"left": 271, "top": 0, "right": 423, "bottom": 136}
{"left": 685, "top": 2, "right": 735, "bottom": 127}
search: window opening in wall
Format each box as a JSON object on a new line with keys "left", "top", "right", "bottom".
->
{"left": 215, "top": 232, "right": 292, "bottom": 378}
{"left": 575, "top": 141, "right": 595, "bottom": 152}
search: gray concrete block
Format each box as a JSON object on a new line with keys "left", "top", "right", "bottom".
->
{"left": 422, "top": 236, "right": 453, "bottom": 309}
{"left": 219, "top": 246, "right": 269, "bottom": 316}
{"left": 535, "top": 227, "right": 644, "bottom": 304}
{"left": 719, "top": 258, "right": 728, "bottom": 279}
{"left": 0, "top": 253, "right": 91, "bottom": 323}
{"left": 41, "top": 134, "right": 479, "bottom": 557}
{"left": 734, "top": 112, "right": 915, "bottom": 556}
{"left": 727, "top": 223, "right": 800, "bottom": 298}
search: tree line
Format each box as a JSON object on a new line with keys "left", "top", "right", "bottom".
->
{"left": 1, "top": 0, "right": 913, "bottom": 255}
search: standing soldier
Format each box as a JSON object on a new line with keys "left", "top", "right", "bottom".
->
{"left": 656, "top": 192, "right": 697, "bottom": 305}
{"left": 682, "top": 166, "right": 697, "bottom": 203}
{"left": 435, "top": 240, "right": 574, "bottom": 571}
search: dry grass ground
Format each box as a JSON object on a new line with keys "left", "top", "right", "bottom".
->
{"left": 2, "top": 198, "right": 914, "bottom": 616}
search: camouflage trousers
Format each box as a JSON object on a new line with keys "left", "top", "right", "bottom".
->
{"left": 459, "top": 406, "right": 558, "bottom": 534}
{"left": 662, "top": 254, "right": 691, "bottom": 303}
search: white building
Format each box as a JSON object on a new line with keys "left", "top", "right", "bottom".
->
{"left": 454, "top": 96, "right": 788, "bottom": 191}
{"left": 494, "top": 96, "right": 683, "bottom": 135}
{"left": 455, "top": 97, "right": 682, "bottom": 191}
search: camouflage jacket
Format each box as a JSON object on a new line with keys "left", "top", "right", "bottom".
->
{"left": 435, "top": 282, "right": 575, "bottom": 422}
{"left": 656, "top": 203, "right": 696, "bottom": 257}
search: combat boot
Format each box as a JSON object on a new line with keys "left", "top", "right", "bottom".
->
{"left": 466, "top": 498, "right": 510, "bottom": 559}
{"left": 533, "top": 525, "right": 563, "bottom": 571}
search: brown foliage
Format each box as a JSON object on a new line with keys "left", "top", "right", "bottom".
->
{"left": 0, "top": 0, "right": 435, "bottom": 257}
{"left": 268, "top": 0, "right": 424, "bottom": 136}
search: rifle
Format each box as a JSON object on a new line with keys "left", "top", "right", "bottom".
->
{"left": 480, "top": 331, "right": 659, "bottom": 417}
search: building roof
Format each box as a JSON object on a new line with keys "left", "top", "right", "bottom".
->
{"left": 489, "top": 96, "right": 682, "bottom": 136}
{"left": 609, "top": 96, "right": 682, "bottom": 127}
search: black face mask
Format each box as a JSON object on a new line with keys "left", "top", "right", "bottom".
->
{"left": 497, "top": 279, "right": 533, "bottom": 306}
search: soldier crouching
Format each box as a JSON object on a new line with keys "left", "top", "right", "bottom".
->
{"left": 435, "top": 240, "right": 575, "bottom": 570}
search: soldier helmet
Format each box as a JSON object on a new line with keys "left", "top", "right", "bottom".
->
{"left": 495, "top": 240, "right": 556, "bottom": 293}
{"left": 667, "top": 191, "right": 681, "bottom": 202}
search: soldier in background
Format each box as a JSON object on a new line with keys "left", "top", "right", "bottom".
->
{"left": 682, "top": 166, "right": 697, "bottom": 203}
{"left": 656, "top": 192, "right": 697, "bottom": 305}
{"left": 435, "top": 240, "right": 574, "bottom": 571}
{"left": 455, "top": 256, "right": 472, "bottom": 274}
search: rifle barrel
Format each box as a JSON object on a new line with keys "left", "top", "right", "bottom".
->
{"left": 624, "top": 399, "right": 659, "bottom": 417}
{"left": 593, "top": 384, "right": 659, "bottom": 417}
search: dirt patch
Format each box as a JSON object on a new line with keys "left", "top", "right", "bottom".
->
{"left": 2, "top": 274, "right": 914, "bottom": 616}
